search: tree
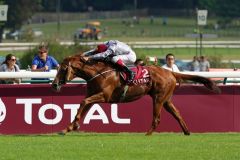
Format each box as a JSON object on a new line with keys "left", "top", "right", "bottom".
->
{"left": 0, "top": 0, "right": 6, "bottom": 42}
{"left": 5, "top": 0, "right": 40, "bottom": 30}
{"left": 0, "top": 0, "right": 40, "bottom": 42}
{"left": 199, "top": 0, "right": 240, "bottom": 17}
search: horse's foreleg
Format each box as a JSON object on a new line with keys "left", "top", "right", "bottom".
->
{"left": 70, "top": 104, "right": 93, "bottom": 131}
{"left": 163, "top": 101, "right": 190, "bottom": 135}
{"left": 61, "top": 92, "right": 105, "bottom": 134}
{"left": 146, "top": 96, "right": 163, "bottom": 136}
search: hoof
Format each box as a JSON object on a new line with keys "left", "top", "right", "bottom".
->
{"left": 73, "top": 123, "right": 80, "bottom": 131}
{"left": 184, "top": 132, "right": 190, "bottom": 136}
{"left": 58, "top": 131, "right": 66, "bottom": 136}
{"left": 145, "top": 132, "right": 152, "bottom": 136}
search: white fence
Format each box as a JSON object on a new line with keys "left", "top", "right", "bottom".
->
{"left": 0, "top": 70, "right": 57, "bottom": 78}
{"left": 0, "top": 70, "right": 240, "bottom": 79}
{"left": 181, "top": 71, "right": 240, "bottom": 78}
{"left": 1, "top": 41, "right": 240, "bottom": 51}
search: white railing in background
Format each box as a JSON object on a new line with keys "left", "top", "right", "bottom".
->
{"left": 0, "top": 70, "right": 57, "bottom": 78}
{"left": 181, "top": 71, "right": 240, "bottom": 78}
{"left": 0, "top": 70, "right": 240, "bottom": 78}
{"left": 1, "top": 41, "right": 240, "bottom": 51}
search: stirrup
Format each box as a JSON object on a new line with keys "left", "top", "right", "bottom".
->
{"left": 127, "top": 79, "right": 133, "bottom": 84}
{"left": 127, "top": 73, "right": 135, "bottom": 82}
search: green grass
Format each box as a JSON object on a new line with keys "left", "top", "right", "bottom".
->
{"left": 3, "top": 16, "right": 240, "bottom": 67}
{"left": 1, "top": 46, "right": 239, "bottom": 70}
{"left": 0, "top": 47, "right": 239, "bottom": 61}
{"left": 135, "top": 48, "right": 240, "bottom": 60}
{"left": 1, "top": 47, "right": 239, "bottom": 69}
{"left": 19, "top": 17, "right": 240, "bottom": 41}
{"left": 2, "top": 17, "right": 239, "bottom": 67}
{"left": 0, "top": 133, "right": 240, "bottom": 160}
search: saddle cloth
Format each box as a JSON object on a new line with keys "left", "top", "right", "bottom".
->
{"left": 120, "top": 65, "right": 150, "bottom": 85}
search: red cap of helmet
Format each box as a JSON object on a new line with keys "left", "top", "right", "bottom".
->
{"left": 97, "top": 44, "right": 108, "bottom": 53}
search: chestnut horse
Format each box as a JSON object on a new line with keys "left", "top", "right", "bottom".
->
{"left": 52, "top": 54, "right": 220, "bottom": 135}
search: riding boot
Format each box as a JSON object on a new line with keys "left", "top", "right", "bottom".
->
{"left": 122, "top": 65, "right": 135, "bottom": 82}
{"left": 115, "top": 59, "right": 135, "bottom": 82}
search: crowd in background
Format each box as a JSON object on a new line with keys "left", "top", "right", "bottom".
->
{"left": 0, "top": 41, "right": 231, "bottom": 85}
{"left": 144, "top": 54, "right": 211, "bottom": 72}
{"left": 189, "top": 55, "right": 210, "bottom": 72}
{"left": 0, "top": 51, "right": 211, "bottom": 84}
{"left": 0, "top": 43, "right": 59, "bottom": 84}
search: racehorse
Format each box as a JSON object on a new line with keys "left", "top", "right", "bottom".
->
{"left": 52, "top": 53, "right": 220, "bottom": 135}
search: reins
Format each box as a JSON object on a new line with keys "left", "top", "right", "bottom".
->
{"left": 76, "top": 56, "right": 116, "bottom": 82}
{"left": 91, "top": 63, "right": 107, "bottom": 80}
{"left": 87, "top": 69, "right": 116, "bottom": 82}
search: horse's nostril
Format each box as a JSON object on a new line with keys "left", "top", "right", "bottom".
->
{"left": 52, "top": 83, "right": 58, "bottom": 88}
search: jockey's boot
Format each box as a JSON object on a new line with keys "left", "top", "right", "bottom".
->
{"left": 122, "top": 65, "right": 135, "bottom": 82}
{"left": 115, "top": 59, "right": 135, "bottom": 82}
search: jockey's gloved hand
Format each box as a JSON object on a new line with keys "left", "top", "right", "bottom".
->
{"left": 81, "top": 56, "right": 89, "bottom": 62}
{"left": 104, "top": 57, "right": 111, "bottom": 62}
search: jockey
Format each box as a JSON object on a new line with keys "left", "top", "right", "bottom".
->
{"left": 82, "top": 40, "right": 137, "bottom": 82}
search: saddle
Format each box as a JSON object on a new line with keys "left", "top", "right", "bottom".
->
{"left": 119, "top": 65, "right": 150, "bottom": 85}
{"left": 83, "top": 57, "right": 150, "bottom": 85}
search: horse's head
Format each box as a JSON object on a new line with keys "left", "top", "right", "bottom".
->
{"left": 52, "top": 54, "right": 106, "bottom": 92}
{"left": 52, "top": 57, "right": 78, "bottom": 92}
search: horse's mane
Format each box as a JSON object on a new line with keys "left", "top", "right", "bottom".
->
{"left": 64, "top": 53, "right": 115, "bottom": 71}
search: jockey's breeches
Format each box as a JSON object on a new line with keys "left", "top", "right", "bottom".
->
{"left": 111, "top": 51, "right": 136, "bottom": 65}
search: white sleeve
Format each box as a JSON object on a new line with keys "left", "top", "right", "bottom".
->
{"left": 0, "top": 65, "right": 4, "bottom": 71}
{"left": 173, "top": 64, "right": 180, "bottom": 72}
{"left": 0, "top": 64, "right": 7, "bottom": 72}
{"left": 90, "top": 43, "right": 117, "bottom": 59}
{"left": 82, "top": 49, "right": 96, "bottom": 56}
{"left": 89, "top": 49, "right": 113, "bottom": 59}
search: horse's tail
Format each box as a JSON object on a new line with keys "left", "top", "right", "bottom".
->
{"left": 173, "top": 72, "right": 221, "bottom": 93}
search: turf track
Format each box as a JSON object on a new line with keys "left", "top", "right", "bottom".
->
{"left": 0, "top": 132, "right": 240, "bottom": 160}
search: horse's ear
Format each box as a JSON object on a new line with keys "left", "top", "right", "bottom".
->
{"left": 66, "top": 62, "right": 72, "bottom": 81}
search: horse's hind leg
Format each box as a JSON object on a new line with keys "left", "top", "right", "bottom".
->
{"left": 146, "top": 96, "right": 163, "bottom": 136}
{"left": 163, "top": 100, "right": 190, "bottom": 135}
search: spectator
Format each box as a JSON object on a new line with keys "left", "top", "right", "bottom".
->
{"left": 162, "top": 16, "right": 168, "bottom": 25}
{"left": 135, "top": 58, "right": 145, "bottom": 66}
{"left": 103, "top": 27, "right": 108, "bottom": 35}
{"left": 31, "top": 43, "right": 59, "bottom": 83}
{"left": 162, "top": 53, "right": 180, "bottom": 72}
{"left": 140, "top": 28, "right": 146, "bottom": 36}
{"left": 0, "top": 54, "right": 21, "bottom": 84}
{"left": 199, "top": 56, "right": 210, "bottom": 71}
{"left": 189, "top": 56, "right": 200, "bottom": 71}
{"left": 146, "top": 56, "right": 158, "bottom": 65}
{"left": 150, "top": 15, "right": 154, "bottom": 24}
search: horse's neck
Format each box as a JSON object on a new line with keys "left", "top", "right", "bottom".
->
{"left": 93, "top": 62, "right": 111, "bottom": 70}
{"left": 83, "top": 62, "right": 113, "bottom": 78}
